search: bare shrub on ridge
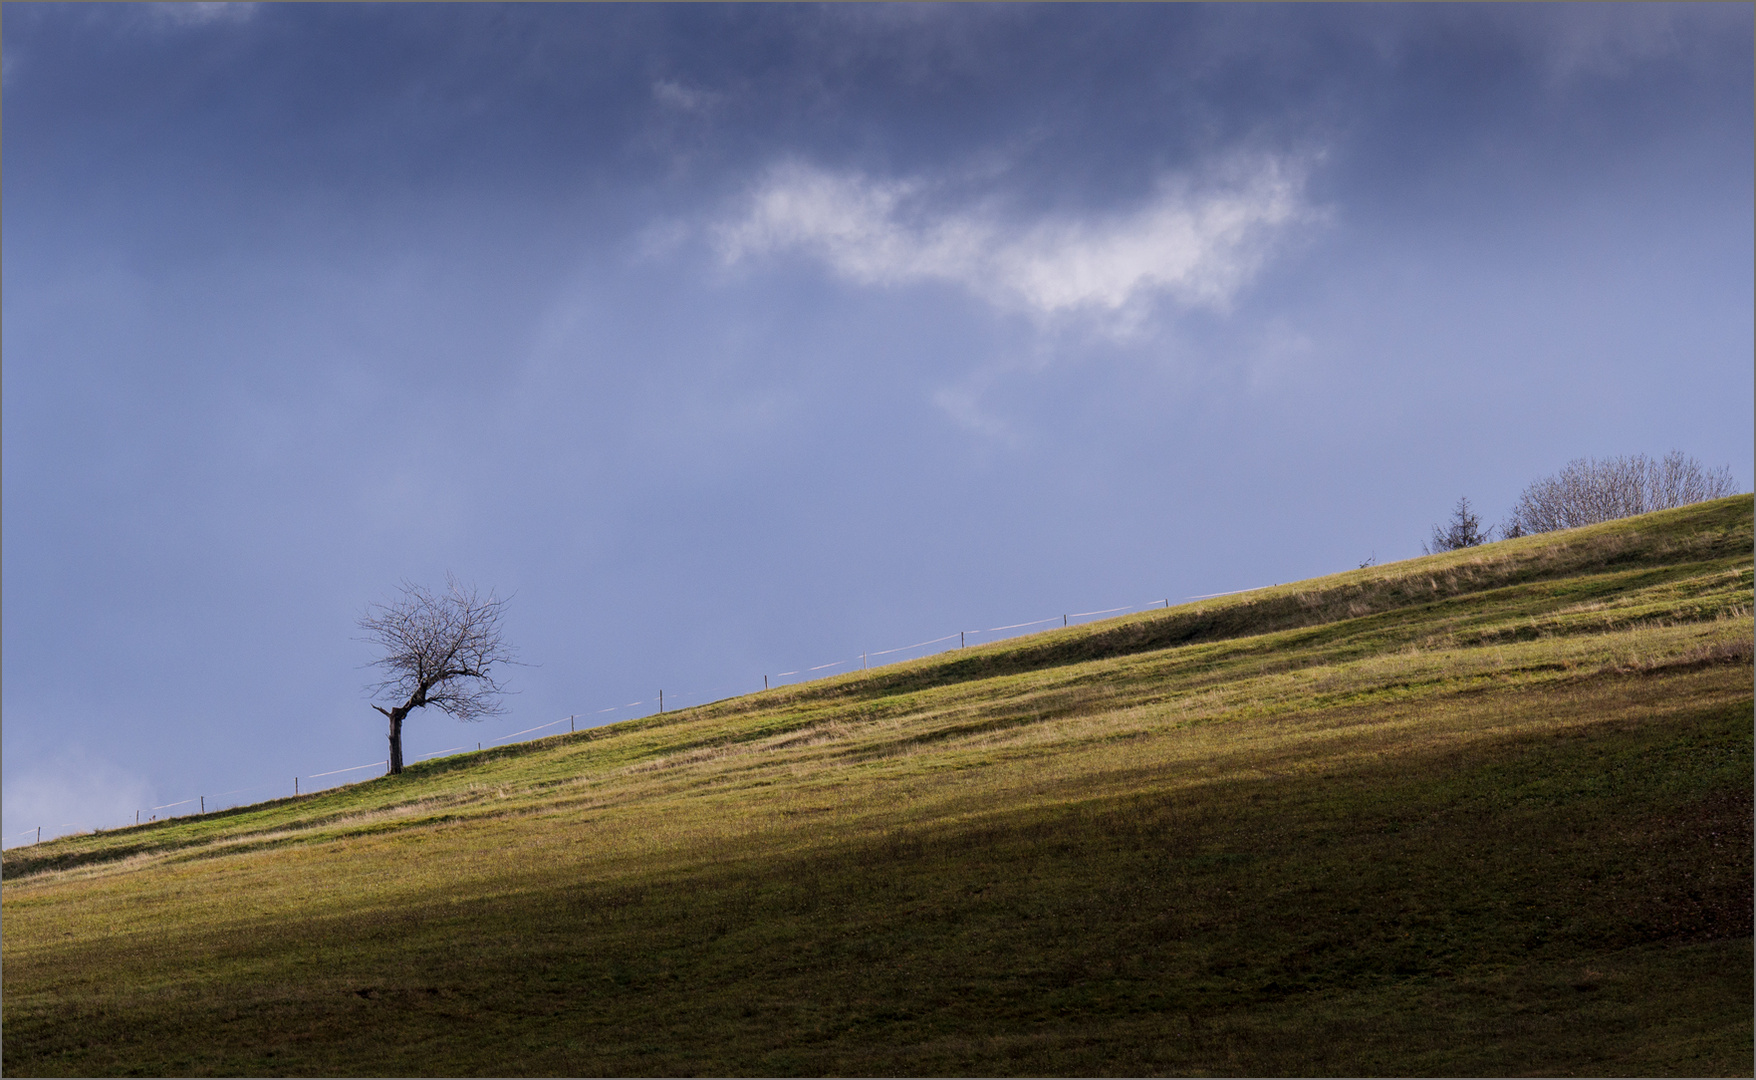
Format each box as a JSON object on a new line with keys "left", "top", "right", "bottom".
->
{"left": 1425, "top": 496, "right": 1494, "bottom": 553}
{"left": 1507, "top": 452, "right": 1739, "bottom": 535}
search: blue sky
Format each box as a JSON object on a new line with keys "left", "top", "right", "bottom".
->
{"left": 4, "top": 3, "right": 1751, "bottom": 843}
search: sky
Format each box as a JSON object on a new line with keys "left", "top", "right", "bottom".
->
{"left": 4, "top": 3, "right": 1751, "bottom": 844}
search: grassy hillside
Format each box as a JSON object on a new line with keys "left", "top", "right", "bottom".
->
{"left": 4, "top": 496, "right": 1751, "bottom": 1077}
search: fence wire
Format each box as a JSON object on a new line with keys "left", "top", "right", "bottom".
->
{"left": 10, "top": 582, "right": 1278, "bottom": 847}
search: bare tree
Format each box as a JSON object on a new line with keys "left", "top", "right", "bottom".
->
{"left": 358, "top": 575, "right": 515, "bottom": 774}
{"left": 1506, "top": 452, "right": 1740, "bottom": 535}
{"left": 1425, "top": 496, "right": 1492, "bottom": 554}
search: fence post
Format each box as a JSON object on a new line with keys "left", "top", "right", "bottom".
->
{"left": 36, "top": 827, "right": 41, "bottom": 844}
{"left": 659, "top": 690, "right": 663, "bottom": 713}
{"left": 201, "top": 796, "right": 205, "bottom": 814}
{"left": 294, "top": 777, "right": 299, "bottom": 796}
{"left": 570, "top": 715, "right": 575, "bottom": 733}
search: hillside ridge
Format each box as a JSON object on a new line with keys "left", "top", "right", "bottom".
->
{"left": 3, "top": 495, "right": 1748, "bottom": 885}
{"left": 3, "top": 495, "right": 1750, "bottom": 1076}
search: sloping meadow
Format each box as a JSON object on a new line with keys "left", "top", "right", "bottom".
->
{"left": 4, "top": 497, "right": 1751, "bottom": 1076}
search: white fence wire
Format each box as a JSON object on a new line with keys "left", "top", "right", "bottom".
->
{"left": 8, "top": 583, "right": 1280, "bottom": 848}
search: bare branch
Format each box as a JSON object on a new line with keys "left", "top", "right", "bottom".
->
{"left": 357, "top": 573, "right": 519, "bottom": 725}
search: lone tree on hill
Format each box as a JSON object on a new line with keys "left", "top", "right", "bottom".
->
{"left": 1505, "top": 451, "right": 1739, "bottom": 535}
{"left": 1425, "top": 496, "right": 1493, "bottom": 554}
{"left": 358, "top": 575, "right": 515, "bottom": 774}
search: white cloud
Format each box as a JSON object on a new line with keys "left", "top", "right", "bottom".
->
{"left": 2, "top": 749, "right": 155, "bottom": 846}
{"left": 148, "top": 3, "right": 257, "bottom": 27}
{"left": 1497, "top": 6, "right": 1710, "bottom": 83}
{"left": 653, "top": 79, "right": 721, "bottom": 113}
{"left": 716, "top": 156, "right": 1320, "bottom": 324}
{"left": 634, "top": 218, "right": 692, "bottom": 260}
{"left": 932, "top": 380, "right": 1022, "bottom": 446}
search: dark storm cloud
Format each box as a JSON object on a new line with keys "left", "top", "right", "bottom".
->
{"left": 13, "top": 6, "right": 1742, "bottom": 204}
{"left": 7, "top": 4, "right": 1747, "bottom": 310}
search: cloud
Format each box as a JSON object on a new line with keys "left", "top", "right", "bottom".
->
{"left": 1497, "top": 5, "right": 1734, "bottom": 83}
{"left": 932, "top": 380, "right": 1021, "bottom": 446}
{"left": 653, "top": 79, "right": 722, "bottom": 114}
{"left": 148, "top": 2, "right": 257, "bottom": 28}
{"left": 2, "top": 748, "right": 155, "bottom": 846}
{"left": 716, "top": 156, "right": 1320, "bottom": 324}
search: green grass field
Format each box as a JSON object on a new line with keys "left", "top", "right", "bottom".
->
{"left": 4, "top": 496, "right": 1751, "bottom": 1077}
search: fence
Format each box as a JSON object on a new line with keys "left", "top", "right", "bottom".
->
{"left": 4, "top": 582, "right": 1275, "bottom": 848}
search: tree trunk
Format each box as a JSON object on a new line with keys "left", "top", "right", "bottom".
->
{"left": 375, "top": 691, "right": 428, "bottom": 776}
{"left": 386, "top": 707, "right": 406, "bottom": 775}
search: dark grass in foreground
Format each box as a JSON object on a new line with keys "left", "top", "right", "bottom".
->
{"left": 3, "top": 498, "right": 1752, "bottom": 1076}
